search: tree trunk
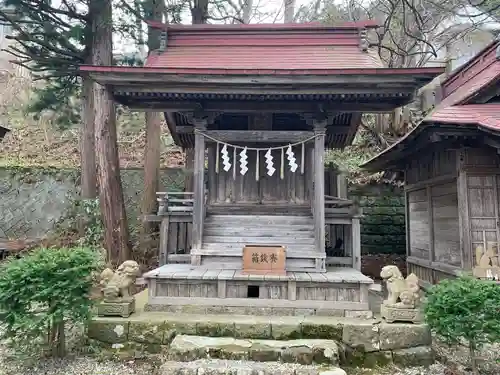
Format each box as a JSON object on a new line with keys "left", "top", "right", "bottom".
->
{"left": 92, "top": 0, "right": 130, "bottom": 266}
{"left": 140, "top": 0, "right": 164, "bottom": 240}
{"left": 284, "top": 0, "right": 295, "bottom": 23}
{"left": 141, "top": 112, "right": 162, "bottom": 233}
{"left": 80, "top": 74, "right": 96, "bottom": 199}
{"left": 184, "top": 0, "right": 209, "bottom": 193}
{"left": 191, "top": 0, "right": 209, "bottom": 24}
{"left": 242, "top": 0, "right": 253, "bottom": 23}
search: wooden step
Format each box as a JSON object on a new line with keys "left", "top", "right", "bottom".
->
{"left": 203, "top": 229, "right": 314, "bottom": 237}
{"left": 206, "top": 215, "right": 313, "bottom": 226}
{"left": 203, "top": 236, "right": 315, "bottom": 245}
{"left": 201, "top": 243, "right": 316, "bottom": 254}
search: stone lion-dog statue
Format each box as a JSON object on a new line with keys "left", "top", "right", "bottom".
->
{"left": 380, "top": 265, "right": 422, "bottom": 323}
{"left": 100, "top": 260, "right": 140, "bottom": 302}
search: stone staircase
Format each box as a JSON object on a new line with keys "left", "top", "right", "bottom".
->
{"left": 88, "top": 312, "right": 435, "bottom": 375}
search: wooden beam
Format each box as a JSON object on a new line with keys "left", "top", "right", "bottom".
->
{"left": 351, "top": 216, "right": 361, "bottom": 271}
{"left": 191, "top": 118, "right": 206, "bottom": 261}
{"left": 201, "top": 130, "right": 316, "bottom": 143}
{"left": 111, "top": 82, "right": 420, "bottom": 96}
{"left": 94, "top": 71, "right": 435, "bottom": 86}
{"left": 345, "top": 112, "right": 362, "bottom": 146}
{"left": 164, "top": 111, "right": 181, "bottom": 145}
{"left": 118, "top": 100, "right": 406, "bottom": 113}
{"left": 313, "top": 121, "right": 326, "bottom": 269}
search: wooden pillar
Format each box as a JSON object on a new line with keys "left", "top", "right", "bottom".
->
{"left": 352, "top": 214, "right": 361, "bottom": 270}
{"left": 191, "top": 119, "right": 207, "bottom": 265}
{"left": 313, "top": 120, "right": 326, "bottom": 259}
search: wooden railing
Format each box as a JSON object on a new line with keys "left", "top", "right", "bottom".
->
{"left": 156, "top": 191, "right": 194, "bottom": 215}
{"left": 154, "top": 192, "right": 362, "bottom": 270}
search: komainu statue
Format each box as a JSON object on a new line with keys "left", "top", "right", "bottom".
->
{"left": 473, "top": 244, "right": 499, "bottom": 280}
{"left": 98, "top": 260, "right": 141, "bottom": 317}
{"left": 380, "top": 265, "right": 422, "bottom": 323}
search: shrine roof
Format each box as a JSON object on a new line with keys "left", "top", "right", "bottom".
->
{"left": 143, "top": 20, "right": 382, "bottom": 72}
{"left": 80, "top": 21, "right": 443, "bottom": 78}
{"left": 362, "top": 40, "right": 500, "bottom": 171}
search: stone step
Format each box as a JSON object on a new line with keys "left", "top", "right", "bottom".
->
{"left": 167, "top": 335, "right": 340, "bottom": 365}
{"left": 160, "top": 359, "right": 347, "bottom": 375}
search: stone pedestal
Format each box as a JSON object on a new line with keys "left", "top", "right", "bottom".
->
{"left": 98, "top": 299, "right": 135, "bottom": 318}
{"left": 381, "top": 304, "right": 422, "bottom": 324}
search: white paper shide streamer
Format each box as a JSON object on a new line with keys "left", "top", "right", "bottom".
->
{"left": 265, "top": 148, "right": 276, "bottom": 176}
{"left": 221, "top": 144, "right": 231, "bottom": 172}
{"left": 286, "top": 145, "right": 298, "bottom": 173}
{"left": 240, "top": 147, "right": 248, "bottom": 175}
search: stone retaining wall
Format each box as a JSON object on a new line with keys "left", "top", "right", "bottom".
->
{"left": 349, "top": 183, "right": 406, "bottom": 256}
{"left": 0, "top": 167, "right": 184, "bottom": 240}
{"left": 87, "top": 314, "right": 433, "bottom": 368}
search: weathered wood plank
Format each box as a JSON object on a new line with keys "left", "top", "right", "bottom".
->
{"left": 192, "top": 121, "right": 206, "bottom": 252}
{"left": 203, "top": 130, "right": 314, "bottom": 143}
{"left": 313, "top": 123, "right": 326, "bottom": 261}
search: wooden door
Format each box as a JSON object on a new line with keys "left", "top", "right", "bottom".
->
{"left": 467, "top": 174, "right": 500, "bottom": 267}
{"left": 207, "top": 145, "right": 312, "bottom": 205}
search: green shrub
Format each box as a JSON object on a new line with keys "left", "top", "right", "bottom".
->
{"left": 0, "top": 247, "right": 99, "bottom": 358}
{"left": 424, "top": 276, "right": 500, "bottom": 375}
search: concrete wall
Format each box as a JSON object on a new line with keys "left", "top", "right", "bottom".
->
{"left": 0, "top": 167, "right": 184, "bottom": 240}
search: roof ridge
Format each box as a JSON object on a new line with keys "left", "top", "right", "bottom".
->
{"left": 145, "top": 20, "right": 380, "bottom": 32}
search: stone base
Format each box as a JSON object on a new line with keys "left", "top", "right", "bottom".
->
{"left": 381, "top": 304, "right": 422, "bottom": 324}
{"left": 98, "top": 299, "right": 135, "bottom": 318}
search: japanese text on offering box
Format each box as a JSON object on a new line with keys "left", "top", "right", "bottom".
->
{"left": 242, "top": 246, "right": 286, "bottom": 275}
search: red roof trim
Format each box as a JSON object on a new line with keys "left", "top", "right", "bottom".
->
{"left": 362, "top": 104, "right": 500, "bottom": 169}
{"left": 442, "top": 40, "right": 499, "bottom": 88}
{"left": 145, "top": 20, "right": 380, "bottom": 31}
{"left": 80, "top": 65, "right": 444, "bottom": 76}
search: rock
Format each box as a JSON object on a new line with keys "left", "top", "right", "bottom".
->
{"left": 319, "top": 369, "right": 347, "bottom": 375}
{"left": 234, "top": 319, "right": 272, "bottom": 339}
{"left": 379, "top": 323, "right": 431, "bottom": 350}
{"left": 87, "top": 320, "right": 129, "bottom": 344}
{"left": 159, "top": 359, "right": 331, "bottom": 375}
{"left": 168, "top": 335, "right": 340, "bottom": 365}
{"left": 392, "top": 346, "right": 434, "bottom": 367}
{"left": 127, "top": 321, "right": 167, "bottom": 344}
{"left": 301, "top": 318, "right": 343, "bottom": 341}
{"left": 342, "top": 322, "right": 380, "bottom": 352}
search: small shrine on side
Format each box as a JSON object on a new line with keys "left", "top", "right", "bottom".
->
{"left": 363, "top": 40, "right": 500, "bottom": 287}
{"left": 82, "top": 21, "right": 442, "bottom": 316}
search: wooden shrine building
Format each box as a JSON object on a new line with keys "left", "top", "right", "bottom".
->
{"left": 81, "top": 22, "right": 442, "bottom": 315}
{"left": 364, "top": 40, "right": 500, "bottom": 287}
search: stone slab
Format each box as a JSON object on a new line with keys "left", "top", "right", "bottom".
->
{"left": 392, "top": 346, "right": 435, "bottom": 367}
{"left": 168, "top": 335, "right": 340, "bottom": 365}
{"left": 160, "top": 359, "right": 346, "bottom": 375}
{"left": 98, "top": 300, "right": 135, "bottom": 318}
{"left": 144, "top": 302, "right": 366, "bottom": 317}
{"left": 88, "top": 313, "right": 432, "bottom": 360}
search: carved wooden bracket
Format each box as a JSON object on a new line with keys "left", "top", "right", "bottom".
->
{"left": 359, "top": 28, "right": 369, "bottom": 52}
{"left": 180, "top": 111, "right": 223, "bottom": 128}
{"left": 300, "top": 112, "right": 341, "bottom": 129}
